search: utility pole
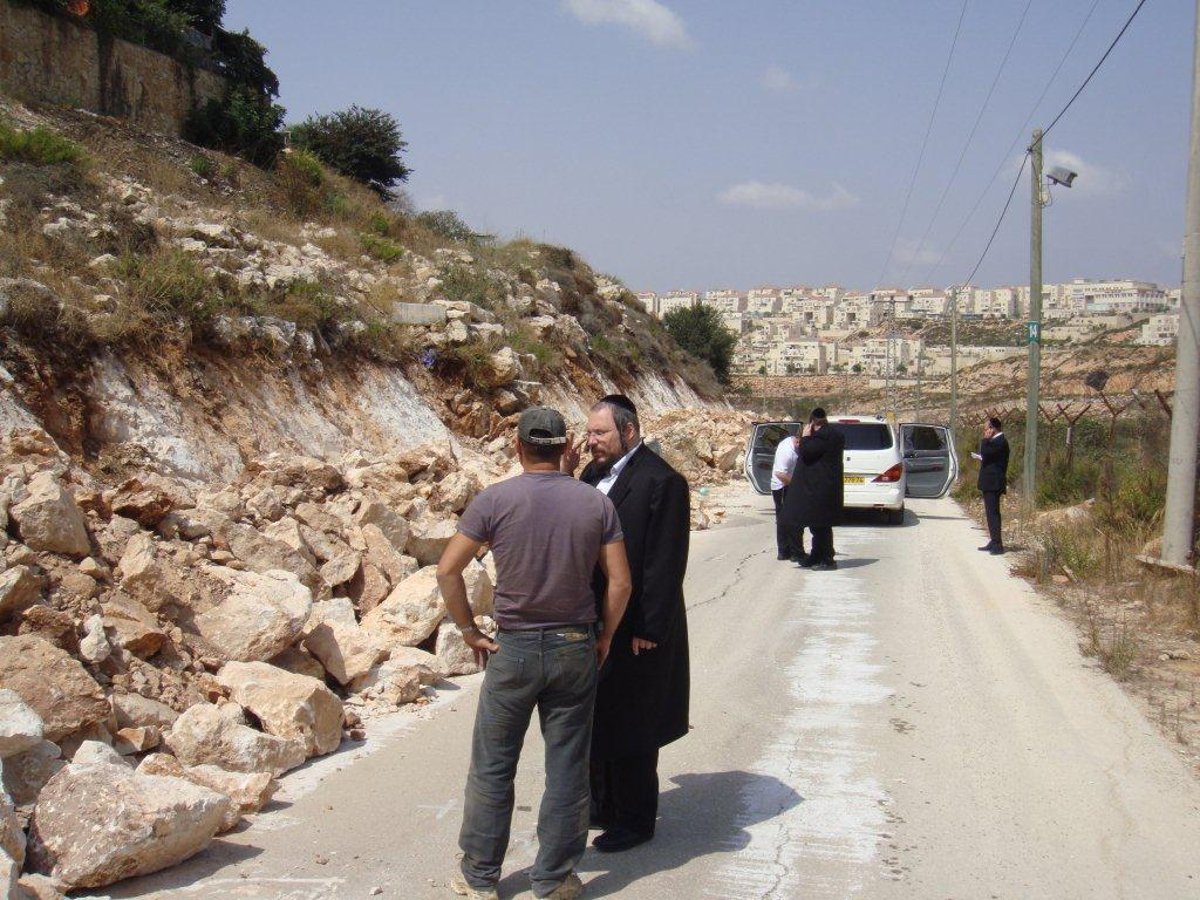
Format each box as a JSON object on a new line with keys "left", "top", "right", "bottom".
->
{"left": 1024, "top": 129, "right": 1044, "bottom": 508}
{"left": 949, "top": 285, "right": 959, "bottom": 433}
{"left": 1162, "top": 0, "right": 1200, "bottom": 569}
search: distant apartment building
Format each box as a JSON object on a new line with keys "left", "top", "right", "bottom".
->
{"left": 1065, "top": 279, "right": 1168, "bottom": 315}
{"left": 791, "top": 297, "right": 834, "bottom": 329}
{"left": 746, "top": 287, "right": 781, "bottom": 316}
{"left": 778, "top": 340, "right": 828, "bottom": 375}
{"left": 701, "top": 289, "right": 742, "bottom": 315}
{"left": 978, "top": 286, "right": 1019, "bottom": 318}
{"left": 908, "top": 291, "right": 948, "bottom": 318}
{"left": 1139, "top": 312, "right": 1179, "bottom": 346}
{"left": 834, "top": 293, "right": 882, "bottom": 329}
{"left": 634, "top": 292, "right": 657, "bottom": 316}
{"left": 812, "top": 285, "right": 847, "bottom": 302}
{"left": 658, "top": 290, "right": 698, "bottom": 317}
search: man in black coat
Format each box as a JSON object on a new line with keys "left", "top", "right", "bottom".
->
{"left": 568, "top": 394, "right": 690, "bottom": 854}
{"left": 975, "top": 416, "right": 1010, "bottom": 554}
{"left": 782, "top": 407, "right": 845, "bottom": 570}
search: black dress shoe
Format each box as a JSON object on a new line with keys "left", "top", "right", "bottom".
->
{"left": 978, "top": 543, "right": 996, "bottom": 551}
{"left": 811, "top": 559, "right": 838, "bottom": 571}
{"left": 777, "top": 551, "right": 790, "bottom": 560}
{"left": 989, "top": 545, "right": 1005, "bottom": 555}
{"left": 592, "top": 826, "right": 653, "bottom": 853}
{"left": 793, "top": 553, "right": 813, "bottom": 567}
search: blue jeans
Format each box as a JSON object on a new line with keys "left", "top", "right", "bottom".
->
{"left": 459, "top": 626, "right": 597, "bottom": 897}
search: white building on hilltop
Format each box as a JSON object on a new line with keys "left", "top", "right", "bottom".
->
{"left": 1067, "top": 279, "right": 1168, "bottom": 315}
{"left": 634, "top": 292, "right": 657, "bottom": 316}
{"left": 658, "top": 290, "right": 698, "bottom": 317}
{"left": 746, "top": 287, "right": 781, "bottom": 316}
{"left": 1138, "top": 312, "right": 1179, "bottom": 346}
{"left": 701, "top": 289, "right": 742, "bottom": 315}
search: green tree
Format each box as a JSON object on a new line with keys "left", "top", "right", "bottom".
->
{"left": 290, "top": 106, "right": 410, "bottom": 198}
{"left": 663, "top": 304, "right": 737, "bottom": 384}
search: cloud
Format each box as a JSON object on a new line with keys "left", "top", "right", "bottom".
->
{"left": 563, "top": 0, "right": 692, "bottom": 48}
{"left": 717, "top": 181, "right": 860, "bottom": 212}
{"left": 760, "top": 65, "right": 812, "bottom": 94}
{"left": 1044, "top": 149, "right": 1126, "bottom": 196}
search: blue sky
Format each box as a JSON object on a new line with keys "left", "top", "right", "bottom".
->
{"left": 224, "top": 1, "right": 1193, "bottom": 294}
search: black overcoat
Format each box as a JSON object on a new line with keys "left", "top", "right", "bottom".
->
{"left": 581, "top": 445, "right": 690, "bottom": 760}
{"left": 977, "top": 434, "right": 1010, "bottom": 494}
{"left": 782, "top": 425, "right": 845, "bottom": 529}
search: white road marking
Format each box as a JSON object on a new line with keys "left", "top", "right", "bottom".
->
{"left": 712, "top": 527, "right": 891, "bottom": 899}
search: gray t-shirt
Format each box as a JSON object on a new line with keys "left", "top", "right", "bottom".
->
{"left": 457, "top": 471, "right": 623, "bottom": 630}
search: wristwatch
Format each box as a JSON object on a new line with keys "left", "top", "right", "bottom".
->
{"left": 459, "top": 622, "right": 481, "bottom": 636}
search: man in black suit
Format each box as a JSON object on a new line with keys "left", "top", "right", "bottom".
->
{"left": 975, "top": 416, "right": 1010, "bottom": 555}
{"left": 782, "top": 407, "right": 845, "bottom": 570}
{"left": 565, "top": 394, "right": 690, "bottom": 854}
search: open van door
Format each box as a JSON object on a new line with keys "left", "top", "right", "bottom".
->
{"left": 744, "top": 421, "right": 800, "bottom": 495}
{"left": 899, "top": 423, "right": 958, "bottom": 498}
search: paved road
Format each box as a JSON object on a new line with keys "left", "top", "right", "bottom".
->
{"left": 98, "top": 489, "right": 1200, "bottom": 899}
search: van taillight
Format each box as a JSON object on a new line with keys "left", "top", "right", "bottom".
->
{"left": 873, "top": 464, "right": 903, "bottom": 483}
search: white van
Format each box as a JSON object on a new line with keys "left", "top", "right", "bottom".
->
{"left": 744, "top": 415, "right": 958, "bottom": 523}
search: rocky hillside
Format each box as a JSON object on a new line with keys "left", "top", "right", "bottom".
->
{"left": 0, "top": 98, "right": 752, "bottom": 895}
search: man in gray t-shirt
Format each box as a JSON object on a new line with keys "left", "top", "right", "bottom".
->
{"left": 437, "top": 406, "right": 631, "bottom": 900}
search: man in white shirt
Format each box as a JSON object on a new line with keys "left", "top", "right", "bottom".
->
{"left": 771, "top": 430, "right": 801, "bottom": 560}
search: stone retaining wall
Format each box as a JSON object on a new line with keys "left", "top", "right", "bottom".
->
{"left": 0, "top": 0, "right": 225, "bottom": 137}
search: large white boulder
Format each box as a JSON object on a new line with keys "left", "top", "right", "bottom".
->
{"left": 164, "top": 703, "right": 305, "bottom": 776}
{"left": 303, "top": 620, "right": 388, "bottom": 687}
{"left": 361, "top": 566, "right": 445, "bottom": 647}
{"left": 349, "top": 657, "right": 423, "bottom": 708}
{"left": 354, "top": 498, "right": 410, "bottom": 554}
{"left": 435, "top": 616, "right": 498, "bottom": 677}
{"left": 9, "top": 473, "right": 90, "bottom": 557}
{"left": 216, "top": 662, "right": 343, "bottom": 758}
{"left": 137, "top": 753, "right": 277, "bottom": 833}
{"left": 0, "top": 688, "right": 44, "bottom": 759}
{"left": 0, "top": 565, "right": 44, "bottom": 622}
{"left": 26, "top": 754, "right": 232, "bottom": 890}
{"left": 0, "top": 636, "right": 109, "bottom": 741}
{"left": 405, "top": 515, "right": 458, "bottom": 567}
{"left": 193, "top": 568, "right": 312, "bottom": 662}
{"left": 1, "top": 740, "right": 65, "bottom": 809}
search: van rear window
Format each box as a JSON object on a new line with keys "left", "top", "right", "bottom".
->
{"left": 837, "top": 423, "right": 893, "bottom": 450}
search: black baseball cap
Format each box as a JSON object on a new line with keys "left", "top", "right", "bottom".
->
{"left": 518, "top": 406, "right": 568, "bottom": 445}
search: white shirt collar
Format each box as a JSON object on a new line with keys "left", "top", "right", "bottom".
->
{"left": 595, "top": 441, "right": 642, "bottom": 496}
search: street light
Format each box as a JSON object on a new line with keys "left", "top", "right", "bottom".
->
{"left": 1025, "top": 131, "right": 1076, "bottom": 508}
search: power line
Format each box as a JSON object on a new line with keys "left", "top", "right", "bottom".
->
{"left": 918, "top": 0, "right": 1102, "bottom": 285}
{"left": 897, "top": 0, "right": 1035, "bottom": 286}
{"left": 960, "top": 151, "right": 1029, "bottom": 288}
{"left": 875, "top": 0, "right": 970, "bottom": 288}
{"left": 1037, "top": 0, "right": 1152, "bottom": 145}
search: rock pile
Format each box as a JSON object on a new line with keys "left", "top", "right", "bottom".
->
{"left": 643, "top": 409, "right": 753, "bottom": 529}
{"left": 0, "top": 431, "right": 503, "bottom": 892}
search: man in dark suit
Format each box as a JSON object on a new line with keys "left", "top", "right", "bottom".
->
{"left": 975, "top": 416, "right": 1010, "bottom": 554}
{"left": 566, "top": 394, "right": 690, "bottom": 854}
{"left": 782, "top": 407, "right": 845, "bottom": 570}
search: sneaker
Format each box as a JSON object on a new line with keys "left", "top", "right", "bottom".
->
{"left": 450, "top": 873, "right": 499, "bottom": 900}
{"left": 542, "top": 872, "right": 583, "bottom": 899}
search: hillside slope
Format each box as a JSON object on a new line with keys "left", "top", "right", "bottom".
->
{"left": 0, "top": 98, "right": 750, "bottom": 894}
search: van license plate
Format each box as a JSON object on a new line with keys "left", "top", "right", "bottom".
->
{"left": 843, "top": 475, "right": 865, "bottom": 484}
